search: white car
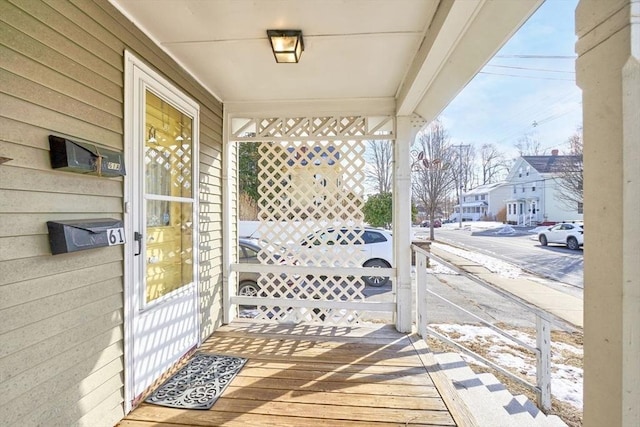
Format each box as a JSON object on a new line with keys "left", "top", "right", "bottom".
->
{"left": 538, "top": 223, "right": 584, "bottom": 250}
{"left": 295, "top": 227, "right": 393, "bottom": 287}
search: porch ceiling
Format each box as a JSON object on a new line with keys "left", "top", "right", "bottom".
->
{"left": 111, "top": 0, "right": 541, "bottom": 121}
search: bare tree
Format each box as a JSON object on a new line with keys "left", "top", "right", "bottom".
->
{"left": 455, "top": 144, "right": 476, "bottom": 190}
{"left": 447, "top": 144, "right": 474, "bottom": 227}
{"left": 555, "top": 129, "right": 584, "bottom": 210}
{"left": 479, "top": 143, "right": 509, "bottom": 184}
{"left": 515, "top": 134, "right": 543, "bottom": 155}
{"left": 411, "top": 120, "right": 456, "bottom": 240}
{"left": 365, "top": 140, "right": 393, "bottom": 194}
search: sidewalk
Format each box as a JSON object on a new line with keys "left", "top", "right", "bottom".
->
{"left": 429, "top": 246, "right": 584, "bottom": 329}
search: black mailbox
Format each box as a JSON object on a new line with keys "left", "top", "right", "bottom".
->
{"left": 49, "top": 135, "right": 125, "bottom": 177}
{"left": 46, "top": 218, "right": 125, "bottom": 255}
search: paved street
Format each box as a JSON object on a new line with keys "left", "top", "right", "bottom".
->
{"left": 415, "top": 223, "right": 584, "bottom": 289}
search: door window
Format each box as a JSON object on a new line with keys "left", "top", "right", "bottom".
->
{"left": 144, "top": 90, "right": 194, "bottom": 303}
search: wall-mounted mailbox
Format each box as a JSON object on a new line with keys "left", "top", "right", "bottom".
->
{"left": 46, "top": 218, "right": 125, "bottom": 255}
{"left": 49, "top": 135, "right": 125, "bottom": 177}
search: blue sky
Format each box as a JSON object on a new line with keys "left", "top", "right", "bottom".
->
{"left": 440, "top": 0, "right": 581, "bottom": 160}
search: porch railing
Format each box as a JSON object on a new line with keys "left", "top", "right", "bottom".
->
{"left": 412, "top": 243, "right": 576, "bottom": 413}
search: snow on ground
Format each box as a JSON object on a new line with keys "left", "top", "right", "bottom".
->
{"left": 431, "top": 241, "right": 524, "bottom": 279}
{"left": 428, "top": 224, "right": 583, "bottom": 409}
{"left": 432, "top": 323, "right": 584, "bottom": 410}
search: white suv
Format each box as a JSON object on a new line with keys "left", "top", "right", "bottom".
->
{"left": 295, "top": 227, "right": 393, "bottom": 287}
{"left": 538, "top": 223, "right": 584, "bottom": 250}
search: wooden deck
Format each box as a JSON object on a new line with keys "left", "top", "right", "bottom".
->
{"left": 119, "top": 321, "right": 475, "bottom": 426}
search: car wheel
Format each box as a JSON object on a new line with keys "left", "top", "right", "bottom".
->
{"left": 363, "top": 259, "right": 390, "bottom": 287}
{"left": 567, "top": 237, "right": 579, "bottom": 250}
{"left": 238, "top": 281, "right": 259, "bottom": 312}
{"left": 539, "top": 234, "right": 548, "bottom": 246}
{"left": 238, "top": 281, "right": 259, "bottom": 297}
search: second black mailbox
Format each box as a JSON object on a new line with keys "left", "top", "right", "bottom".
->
{"left": 49, "top": 135, "right": 126, "bottom": 177}
{"left": 47, "top": 218, "right": 125, "bottom": 255}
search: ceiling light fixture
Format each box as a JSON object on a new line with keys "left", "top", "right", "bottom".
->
{"left": 267, "top": 29, "right": 304, "bottom": 63}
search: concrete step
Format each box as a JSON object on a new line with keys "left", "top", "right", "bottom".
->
{"left": 434, "top": 353, "right": 568, "bottom": 427}
{"left": 511, "top": 394, "right": 568, "bottom": 427}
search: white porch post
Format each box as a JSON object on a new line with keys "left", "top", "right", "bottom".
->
{"left": 222, "top": 108, "right": 236, "bottom": 325}
{"left": 576, "top": 1, "right": 640, "bottom": 426}
{"left": 394, "top": 115, "right": 422, "bottom": 333}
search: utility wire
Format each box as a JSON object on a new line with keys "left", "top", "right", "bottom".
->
{"left": 486, "top": 64, "right": 575, "bottom": 74}
{"left": 478, "top": 71, "right": 575, "bottom": 81}
{"left": 494, "top": 55, "right": 577, "bottom": 59}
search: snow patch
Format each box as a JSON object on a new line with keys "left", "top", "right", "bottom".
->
{"left": 432, "top": 323, "right": 583, "bottom": 410}
{"left": 432, "top": 242, "right": 523, "bottom": 279}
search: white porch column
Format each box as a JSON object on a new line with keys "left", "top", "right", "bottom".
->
{"left": 576, "top": 1, "right": 639, "bottom": 426}
{"left": 394, "top": 115, "right": 423, "bottom": 333}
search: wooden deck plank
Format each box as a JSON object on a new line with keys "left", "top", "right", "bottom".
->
{"left": 120, "top": 322, "right": 464, "bottom": 427}
{"left": 237, "top": 366, "right": 433, "bottom": 385}
{"left": 215, "top": 324, "right": 411, "bottom": 344}
{"left": 200, "top": 336, "right": 417, "bottom": 355}
{"left": 219, "top": 320, "right": 404, "bottom": 338}
{"left": 199, "top": 338, "right": 424, "bottom": 366}
{"left": 225, "top": 376, "right": 441, "bottom": 397}
{"left": 222, "top": 386, "right": 448, "bottom": 410}
{"left": 126, "top": 401, "right": 455, "bottom": 426}
{"left": 241, "top": 360, "right": 430, "bottom": 376}
{"left": 120, "top": 406, "right": 453, "bottom": 427}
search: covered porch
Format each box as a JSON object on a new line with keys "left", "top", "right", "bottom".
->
{"left": 0, "top": 0, "right": 636, "bottom": 426}
{"left": 109, "top": 0, "right": 638, "bottom": 425}
{"left": 120, "top": 320, "right": 472, "bottom": 426}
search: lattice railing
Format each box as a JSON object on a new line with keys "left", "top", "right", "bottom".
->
{"left": 230, "top": 114, "right": 395, "bottom": 325}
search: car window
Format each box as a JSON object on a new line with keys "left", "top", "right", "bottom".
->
{"left": 363, "top": 231, "right": 387, "bottom": 244}
{"left": 550, "top": 225, "right": 562, "bottom": 231}
{"left": 310, "top": 230, "right": 335, "bottom": 246}
{"left": 337, "top": 229, "right": 364, "bottom": 245}
{"left": 240, "top": 244, "right": 259, "bottom": 261}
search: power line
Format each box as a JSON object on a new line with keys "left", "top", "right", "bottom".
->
{"left": 494, "top": 55, "right": 577, "bottom": 59}
{"left": 486, "top": 64, "right": 575, "bottom": 74}
{"left": 478, "top": 71, "right": 575, "bottom": 81}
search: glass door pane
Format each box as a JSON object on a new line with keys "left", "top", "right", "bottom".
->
{"left": 144, "top": 90, "right": 194, "bottom": 303}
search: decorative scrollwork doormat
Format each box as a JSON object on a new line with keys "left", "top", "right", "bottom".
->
{"left": 145, "top": 353, "right": 247, "bottom": 409}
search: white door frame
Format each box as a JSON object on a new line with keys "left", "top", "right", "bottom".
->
{"left": 123, "top": 51, "right": 201, "bottom": 412}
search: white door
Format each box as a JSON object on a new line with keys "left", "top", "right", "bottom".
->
{"left": 124, "top": 52, "right": 200, "bottom": 410}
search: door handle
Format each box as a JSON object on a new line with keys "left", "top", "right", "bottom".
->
{"left": 134, "top": 231, "right": 143, "bottom": 256}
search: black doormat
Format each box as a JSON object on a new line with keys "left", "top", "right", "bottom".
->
{"left": 145, "top": 353, "right": 247, "bottom": 410}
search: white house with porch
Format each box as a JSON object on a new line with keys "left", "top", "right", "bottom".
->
{"left": 451, "top": 181, "right": 511, "bottom": 222}
{"left": 505, "top": 152, "right": 583, "bottom": 225}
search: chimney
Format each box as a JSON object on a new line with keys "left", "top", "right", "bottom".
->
{"left": 551, "top": 149, "right": 559, "bottom": 156}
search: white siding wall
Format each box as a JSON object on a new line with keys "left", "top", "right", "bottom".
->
{"left": 0, "top": 1, "right": 224, "bottom": 425}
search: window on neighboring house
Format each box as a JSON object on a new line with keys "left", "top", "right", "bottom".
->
{"left": 475, "top": 195, "right": 479, "bottom": 201}
{"left": 513, "top": 186, "right": 516, "bottom": 194}
{"left": 481, "top": 195, "right": 486, "bottom": 200}
{"left": 522, "top": 186, "right": 525, "bottom": 193}
{"left": 532, "top": 186, "right": 536, "bottom": 191}
{"left": 578, "top": 202, "right": 584, "bottom": 214}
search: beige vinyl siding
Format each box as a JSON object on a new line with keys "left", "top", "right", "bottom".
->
{"left": 0, "top": 0, "right": 223, "bottom": 426}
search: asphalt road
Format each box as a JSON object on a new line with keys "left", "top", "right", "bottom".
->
{"left": 240, "top": 223, "right": 583, "bottom": 326}
{"left": 416, "top": 224, "right": 584, "bottom": 289}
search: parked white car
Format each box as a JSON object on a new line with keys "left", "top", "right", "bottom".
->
{"left": 294, "top": 227, "right": 393, "bottom": 287}
{"left": 538, "top": 223, "right": 584, "bottom": 250}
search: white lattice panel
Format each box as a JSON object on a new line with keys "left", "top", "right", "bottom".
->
{"left": 234, "top": 115, "right": 395, "bottom": 326}
{"left": 232, "top": 116, "right": 394, "bottom": 141}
